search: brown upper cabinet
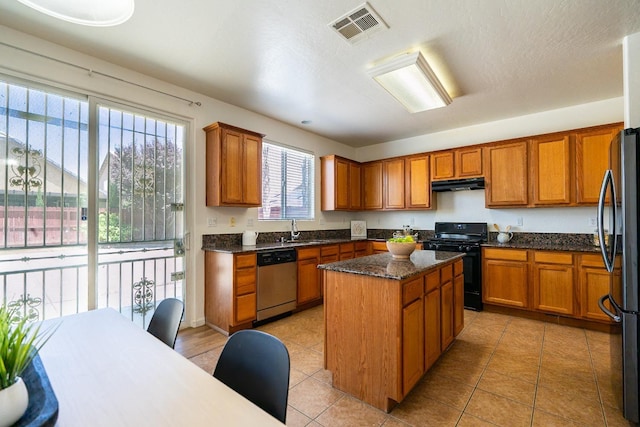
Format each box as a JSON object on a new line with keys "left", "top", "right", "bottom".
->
{"left": 484, "top": 140, "right": 529, "bottom": 207}
{"left": 204, "top": 122, "right": 263, "bottom": 207}
{"left": 431, "top": 147, "right": 483, "bottom": 181}
{"left": 456, "top": 147, "right": 484, "bottom": 177}
{"left": 320, "top": 122, "right": 621, "bottom": 211}
{"left": 365, "top": 155, "right": 434, "bottom": 211}
{"left": 405, "top": 154, "right": 434, "bottom": 209}
{"left": 575, "top": 123, "right": 623, "bottom": 204}
{"left": 530, "top": 134, "right": 572, "bottom": 205}
{"left": 320, "top": 155, "right": 362, "bottom": 211}
{"left": 349, "top": 162, "right": 362, "bottom": 210}
{"left": 430, "top": 151, "right": 455, "bottom": 180}
{"left": 362, "top": 161, "right": 383, "bottom": 210}
{"left": 383, "top": 158, "right": 406, "bottom": 209}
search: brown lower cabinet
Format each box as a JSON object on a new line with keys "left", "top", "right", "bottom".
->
{"left": 532, "top": 251, "right": 575, "bottom": 315}
{"left": 482, "top": 247, "right": 620, "bottom": 324}
{"left": 580, "top": 254, "right": 621, "bottom": 322}
{"left": 424, "top": 271, "right": 441, "bottom": 370}
{"left": 297, "top": 247, "right": 322, "bottom": 305}
{"left": 483, "top": 248, "right": 529, "bottom": 308}
{"left": 204, "top": 252, "right": 257, "bottom": 334}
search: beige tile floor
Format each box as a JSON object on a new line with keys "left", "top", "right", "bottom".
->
{"left": 175, "top": 306, "right": 634, "bottom": 427}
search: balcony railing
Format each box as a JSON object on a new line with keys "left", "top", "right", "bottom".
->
{"left": 0, "top": 245, "right": 183, "bottom": 327}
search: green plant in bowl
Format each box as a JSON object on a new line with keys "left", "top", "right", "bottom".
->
{"left": 0, "top": 305, "right": 54, "bottom": 390}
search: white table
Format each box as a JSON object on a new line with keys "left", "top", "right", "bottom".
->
{"left": 38, "top": 309, "right": 284, "bottom": 426}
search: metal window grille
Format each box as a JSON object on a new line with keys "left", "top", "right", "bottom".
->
{"left": 97, "top": 106, "right": 184, "bottom": 243}
{"left": 0, "top": 80, "right": 89, "bottom": 248}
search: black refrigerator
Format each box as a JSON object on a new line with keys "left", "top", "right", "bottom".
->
{"left": 598, "top": 127, "right": 640, "bottom": 423}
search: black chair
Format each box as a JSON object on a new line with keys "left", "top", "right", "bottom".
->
{"left": 213, "top": 330, "right": 290, "bottom": 423}
{"left": 147, "top": 298, "right": 184, "bottom": 348}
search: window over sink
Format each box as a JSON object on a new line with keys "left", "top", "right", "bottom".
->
{"left": 259, "top": 141, "right": 314, "bottom": 220}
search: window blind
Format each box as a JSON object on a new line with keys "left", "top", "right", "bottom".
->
{"left": 259, "top": 141, "right": 314, "bottom": 220}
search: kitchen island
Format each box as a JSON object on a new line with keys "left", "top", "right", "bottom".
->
{"left": 319, "top": 250, "right": 465, "bottom": 412}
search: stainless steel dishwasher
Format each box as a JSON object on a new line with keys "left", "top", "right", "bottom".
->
{"left": 256, "top": 248, "right": 297, "bottom": 322}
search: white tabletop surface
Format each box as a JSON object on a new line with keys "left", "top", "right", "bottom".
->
{"left": 39, "top": 308, "right": 284, "bottom": 426}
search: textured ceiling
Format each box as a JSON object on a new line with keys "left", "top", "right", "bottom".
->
{"left": 1, "top": 0, "right": 639, "bottom": 146}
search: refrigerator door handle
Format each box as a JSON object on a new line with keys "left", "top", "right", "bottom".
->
{"left": 597, "top": 169, "right": 615, "bottom": 272}
{"left": 598, "top": 294, "right": 621, "bottom": 322}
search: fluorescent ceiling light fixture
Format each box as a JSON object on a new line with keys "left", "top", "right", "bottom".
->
{"left": 368, "top": 51, "right": 452, "bottom": 113}
{"left": 16, "top": 0, "right": 134, "bottom": 26}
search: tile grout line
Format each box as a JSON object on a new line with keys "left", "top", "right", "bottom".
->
{"left": 585, "top": 329, "right": 609, "bottom": 426}
{"left": 453, "top": 313, "right": 510, "bottom": 426}
{"left": 530, "top": 322, "right": 546, "bottom": 427}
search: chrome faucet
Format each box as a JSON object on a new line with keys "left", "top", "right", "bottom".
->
{"left": 290, "top": 219, "right": 300, "bottom": 241}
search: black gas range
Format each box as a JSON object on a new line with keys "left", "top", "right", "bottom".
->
{"left": 423, "top": 222, "right": 488, "bottom": 310}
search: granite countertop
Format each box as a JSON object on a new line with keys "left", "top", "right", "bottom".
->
{"left": 201, "top": 230, "right": 604, "bottom": 254}
{"left": 318, "top": 250, "right": 464, "bottom": 280}
{"left": 202, "top": 238, "right": 365, "bottom": 253}
{"left": 482, "top": 241, "right": 602, "bottom": 253}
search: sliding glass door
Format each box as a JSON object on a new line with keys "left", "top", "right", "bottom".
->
{"left": 95, "top": 102, "right": 185, "bottom": 328}
{"left": 0, "top": 78, "right": 186, "bottom": 326}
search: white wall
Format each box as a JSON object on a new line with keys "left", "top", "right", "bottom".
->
{"left": 624, "top": 32, "right": 640, "bottom": 127}
{"left": 353, "top": 191, "right": 600, "bottom": 235}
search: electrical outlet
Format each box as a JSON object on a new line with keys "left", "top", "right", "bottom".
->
{"left": 247, "top": 218, "right": 254, "bottom": 227}
{"left": 207, "top": 217, "right": 217, "bottom": 227}
{"left": 230, "top": 217, "right": 236, "bottom": 227}
{"left": 516, "top": 216, "right": 524, "bottom": 227}
{"left": 319, "top": 218, "right": 324, "bottom": 225}
{"left": 410, "top": 217, "right": 415, "bottom": 226}
{"left": 588, "top": 217, "right": 597, "bottom": 227}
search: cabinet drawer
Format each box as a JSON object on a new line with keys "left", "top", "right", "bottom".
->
{"left": 534, "top": 251, "right": 573, "bottom": 265}
{"left": 355, "top": 241, "right": 369, "bottom": 252}
{"left": 235, "top": 293, "right": 256, "bottom": 324}
{"left": 321, "top": 245, "right": 339, "bottom": 257}
{"left": 454, "top": 260, "right": 463, "bottom": 276}
{"left": 235, "top": 267, "right": 256, "bottom": 295}
{"left": 371, "top": 241, "right": 388, "bottom": 252}
{"left": 340, "top": 242, "right": 355, "bottom": 253}
{"left": 235, "top": 253, "right": 256, "bottom": 269}
{"left": 321, "top": 254, "right": 339, "bottom": 263}
{"left": 581, "top": 253, "right": 620, "bottom": 268}
{"left": 440, "top": 264, "right": 453, "bottom": 283}
{"left": 297, "top": 247, "right": 320, "bottom": 260}
{"left": 403, "top": 277, "right": 423, "bottom": 306}
{"left": 425, "top": 270, "right": 440, "bottom": 292}
{"left": 483, "top": 248, "right": 528, "bottom": 261}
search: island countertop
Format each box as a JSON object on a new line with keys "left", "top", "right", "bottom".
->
{"left": 317, "top": 250, "right": 464, "bottom": 280}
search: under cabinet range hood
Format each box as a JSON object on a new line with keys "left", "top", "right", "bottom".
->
{"left": 431, "top": 177, "right": 485, "bottom": 192}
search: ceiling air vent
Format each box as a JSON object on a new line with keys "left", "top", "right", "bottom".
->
{"left": 330, "top": 3, "right": 388, "bottom": 44}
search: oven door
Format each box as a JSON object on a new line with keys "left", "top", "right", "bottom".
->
{"left": 424, "top": 242, "right": 483, "bottom": 311}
